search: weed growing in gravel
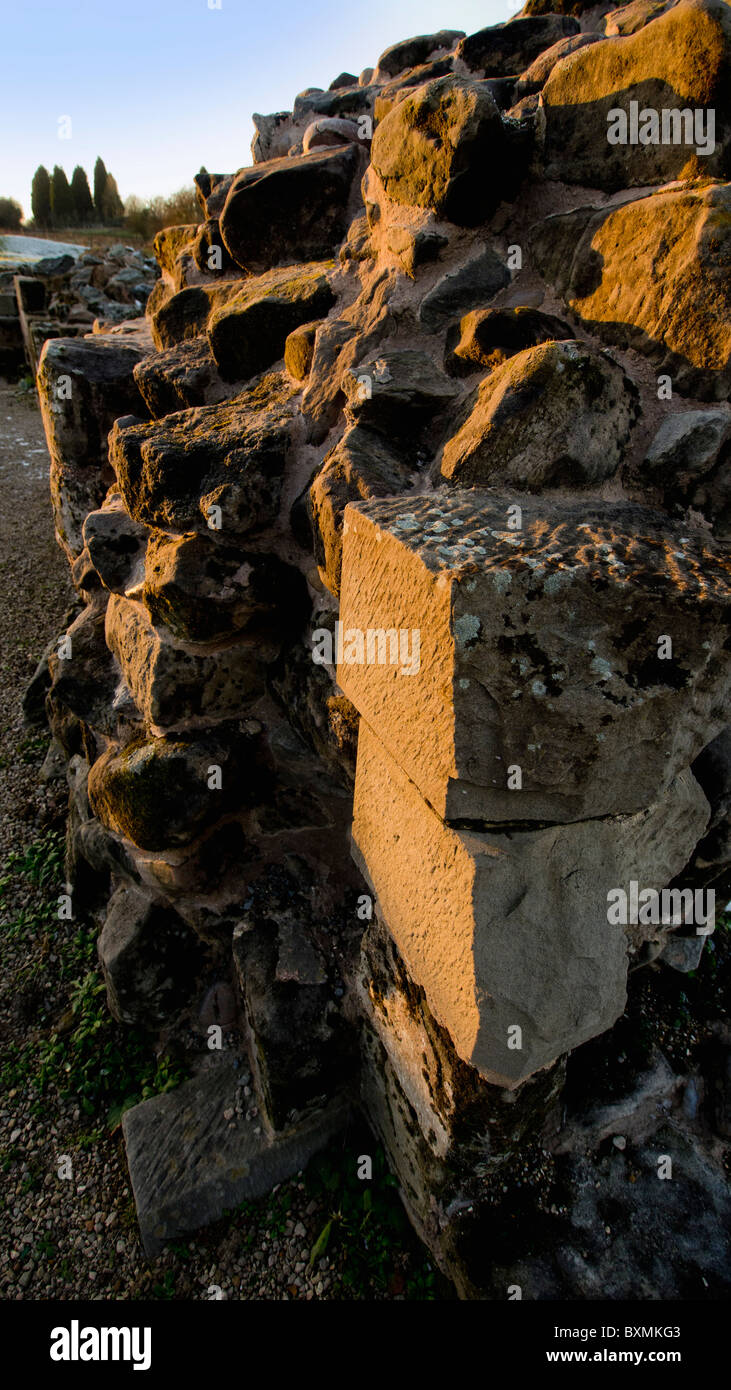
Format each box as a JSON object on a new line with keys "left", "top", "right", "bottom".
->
{"left": 0, "top": 829, "right": 186, "bottom": 1130}
{"left": 305, "top": 1146, "right": 436, "bottom": 1299}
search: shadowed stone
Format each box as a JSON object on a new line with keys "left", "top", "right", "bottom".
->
{"left": 122, "top": 1058, "right": 349, "bottom": 1256}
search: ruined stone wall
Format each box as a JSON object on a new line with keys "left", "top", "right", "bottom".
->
{"left": 33, "top": 0, "right": 730, "bottom": 1295}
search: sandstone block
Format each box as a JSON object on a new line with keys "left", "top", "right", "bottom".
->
{"left": 436, "top": 340, "right": 639, "bottom": 487}
{"left": 105, "top": 594, "right": 270, "bottom": 729}
{"left": 540, "top": 0, "right": 731, "bottom": 189}
{"left": 636, "top": 408, "right": 731, "bottom": 539}
{"left": 374, "top": 30, "right": 465, "bottom": 79}
{"left": 88, "top": 725, "right": 257, "bottom": 850}
{"left": 110, "top": 377, "right": 297, "bottom": 535}
{"left": 337, "top": 491, "right": 730, "bottom": 822}
{"left": 532, "top": 182, "right": 731, "bottom": 400}
{"left": 352, "top": 719, "right": 708, "bottom": 1083}
{"left": 143, "top": 532, "right": 308, "bottom": 643}
{"left": 36, "top": 332, "right": 149, "bottom": 556}
{"left": 457, "top": 15, "right": 580, "bottom": 75}
{"left": 133, "top": 338, "right": 221, "bottom": 417}
{"left": 220, "top": 145, "right": 364, "bottom": 272}
{"left": 83, "top": 497, "right": 149, "bottom": 596}
{"left": 444, "top": 305, "right": 572, "bottom": 375}
{"left": 122, "top": 1058, "right": 348, "bottom": 1255}
{"left": 370, "top": 76, "right": 509, "bottom": 226}
{"left": 513, "top": 32, "right": 602, "bottom": 97}
{"left": 98, "top": 883, "right": 203, "bottom": 1024}
{"left": 207, "top": 261, "right": 336, "bottom": 382}
{"left": 309, "top": 425, "right": 414, "bottom": 596}
{"left": 418, "top": 247, "right": 510, "bottom": 331}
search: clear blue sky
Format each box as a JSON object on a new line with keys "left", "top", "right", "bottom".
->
{"left": 0, "top": 0, "right": 515, "bottom": 219}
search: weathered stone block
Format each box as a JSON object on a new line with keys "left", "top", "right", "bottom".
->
{"left": 110, "top": 376, "right": 297, "bottom": 536}
{"left": 371, "top": 76, "right": 510, "bottom": 225}
{"left": 436, "top": 340, "right": 638, "bottom": 487}
{"left": 220, "top": 144, "right": 365, "bottom": 272}
{"left": 37, "top": 332, "right": 149, "bottom": 556}
{"left": 122, "top": 1057, "right": 349, "bottom": 1255}
{"left": 208, "top": 261, "right": 336, "bottom": 382}
{"left": 352, "top": 719, "right": 709, "bottom": 1083}
{"left": 337, "top": 491, "right": 730, "bottom": 822}
{"left": 105, "top": 594, "right": 271, "bottom": 729}
{"left": 531, "top": 179, "right": 731, "bottom": 399}
{"left": 98, "top": 883, "right": 203, "bottom": 1023}
{"left": 540, "top": 0, "right": 731, "bottom": 189}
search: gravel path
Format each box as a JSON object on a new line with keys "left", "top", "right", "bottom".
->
{"left": 0, "top": 381, "right": 439, "bottom": 1302}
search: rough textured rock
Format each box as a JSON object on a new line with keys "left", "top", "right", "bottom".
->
{"left": 133, "top": 338, "right": 221, "bottom": 417}
{"left": 105, "top": 594, "right": 271, "bottom": 729}
{"left": 437, "top": 340, "right": 639, "bottom": 487}
{"left": 207, "top": 261, "right": 336, "bottom": 381}
{"left": 143, "top": 531, "right": 308, "bottom": 642}
{"left": 513, "top": 32, "right": 603, "bottom": 97}
{"left": 309, "top": 425, "right": 414, "bottom": 596}
{"left": 88, "top": 727, "right": 258, "bottom": 850}
{"left": 457, "top": 15, "right": 580, "bottom": 75}
{"left": 220, "top": 145, "right": 365, "bottom": 272}
{"left": 338, "top": 491, "right": 729, "bottom": 823}
{"left": 110, "top": 376, "right": 298, "bottom": 536}
{"left": 37, "top": 332, "right": 149, "bottom": 557}
{"left": 374, "top": 30, "right": 464, "bottom": 80}
{"left": 370, "top": 76, "right": 510, "bottom": 225}
{"left": 635, "top": 408, "right": 731, "bottom": 538}
{"left": 444, "top": 305, "right": 573, "bottom": 374}
{"left": 540, "top": 0, "right": 731, "bottom": 189}
{"left": 532, "top": 182, "right": 731, "bottom": 399}
{"left": 83, "top": 498, "right": 149, "bottom": 597}
{"left": 98, "top": 883, "right": 203, "bottom": 1024}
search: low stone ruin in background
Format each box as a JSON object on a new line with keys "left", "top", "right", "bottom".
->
{"left": 25, "top": 0, "right": 731, "bottom": 1296}
{"left": 0, "top": 237, "right": 157, "bottom": 376}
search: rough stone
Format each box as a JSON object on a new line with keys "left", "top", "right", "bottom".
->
{"left": 532, "top": 182, "right": 731, "bottom": 400}
{"left": 444, "top": 304, "right": 573, "bottom": 375}
{"left": 220, "top": 145, "right": 365, "bottom": 272}
{"left": 208, "top": 261, "right": 336, "bottom": 382}
{"left": 418, "top": 247, "right": 510, "bottom": 331}
{"left": 370, "top": 76, "right": 510, "bottom": 226}
{"left": 636, "top": 408, "right": 731, "bottom": 538}
{"left": 98, "top": 883, "right": 203, "bottom": 1023}
{"left": 540, "top": 0, "right": 731, "bottom": 189}
{"left": 309, "top": 425, "right": 414, "bottom": 596}
{"left": 457, "top": 15, "right": 580, "bottom": 75}
{"left": 36, "top": 332, "right": 149, "bottom": 557}
{"left": 105, "top": 594, "right": 271, "bottom": 729}
{"left": 337, "top": 491, "right": 730, "bottom": 822}
{"left": 110, "top": 376, "right": 297, "bottom": 536}
{"left": 437, "top": 340, "right": 639, "bottom": 487}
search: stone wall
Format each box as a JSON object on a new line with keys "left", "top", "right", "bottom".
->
{"left": 32, "top": 0, "right": 730, "bottom": 1295}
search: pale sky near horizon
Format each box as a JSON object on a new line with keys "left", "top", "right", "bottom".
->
{"left": 0, "top": 0, "right": 516, "bottom": 220}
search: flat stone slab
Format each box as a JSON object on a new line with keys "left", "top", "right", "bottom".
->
{"left": 352, "top": 720, "right": 709, "bottom": 1084}
{"left": 123, "top": 1057, "right": 348, "bottom": 1256}
{"left": 338, "top": 490, "right": 730, "bottom": 823}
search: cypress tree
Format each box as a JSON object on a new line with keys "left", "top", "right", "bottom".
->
{"left": 31, "top": 165, "right": 52, "bottom": 228}
{"left": 93, "top": 156, "right": 108, "bottom": 221}
{"left": 70, "top": 165, "right": 94, "bottom": 225}
{"left": 50, "top": 165, "right": 73, "bottom": 227}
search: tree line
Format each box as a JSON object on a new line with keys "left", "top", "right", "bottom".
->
{"left": 29, "top": 158, "right": 124, "bottom": 229}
